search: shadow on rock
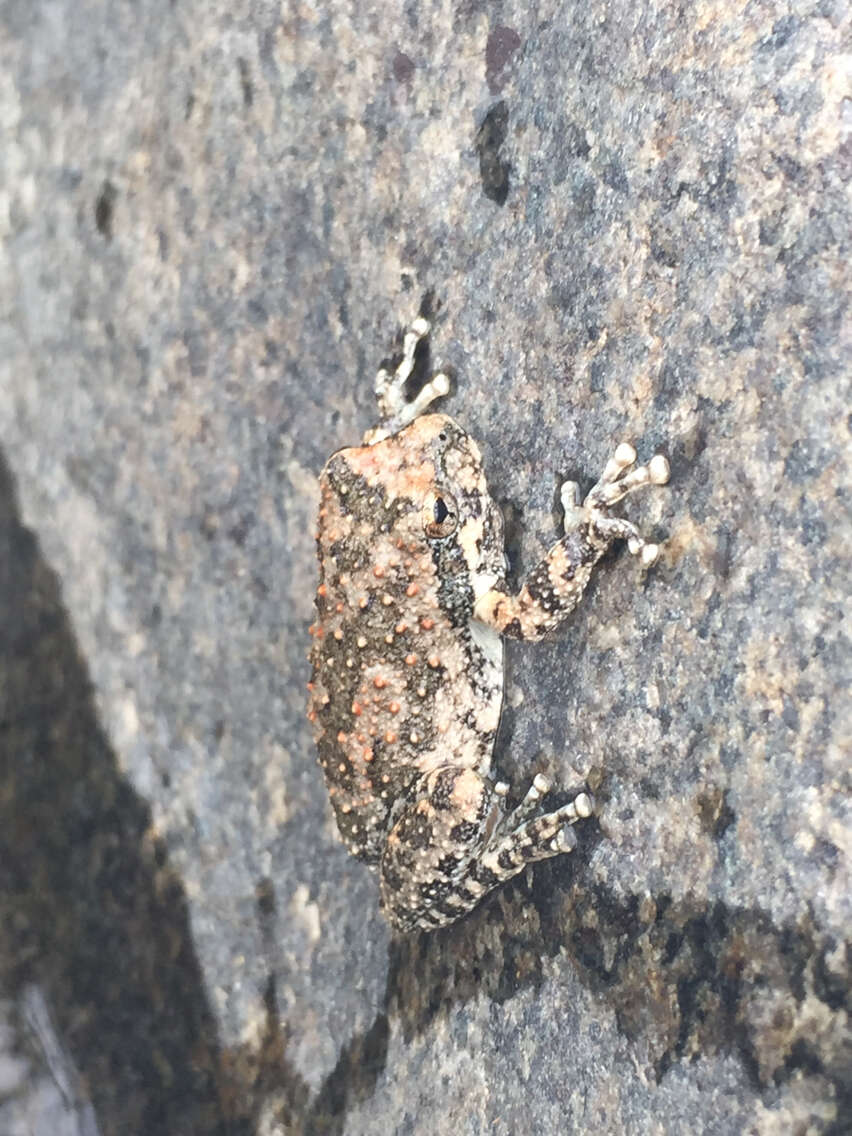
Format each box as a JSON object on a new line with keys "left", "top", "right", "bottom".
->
{"left": 0, "top": 449, "right": 259, "bottom": 1134}
{"left": 3, "top": 442, "right": 846, "bottom": 1134}
{"left": 308, "top": 828, "right": 849, "bottom": 1132}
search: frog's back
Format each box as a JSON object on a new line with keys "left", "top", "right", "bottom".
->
{"left": 307, "top": 415, "right": 505, "bottom": 863}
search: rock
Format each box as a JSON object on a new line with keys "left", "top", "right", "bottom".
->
{"left": 0, "top": 1, "right": 848, "bottom": 1132}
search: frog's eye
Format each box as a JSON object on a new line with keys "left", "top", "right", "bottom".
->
{"left": 423, "top": 491, "right": 459, "bottom": 538}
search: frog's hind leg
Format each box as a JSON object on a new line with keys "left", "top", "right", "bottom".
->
{"left": 379, "top": 766, "right": 593, "bottom": 933}
{"left": 366, "top": 317, "right": 449, "bottom": 442}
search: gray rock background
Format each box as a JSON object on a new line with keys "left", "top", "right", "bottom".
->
{"left": 1, "top": 1, "right": 849, "bottom": 1133}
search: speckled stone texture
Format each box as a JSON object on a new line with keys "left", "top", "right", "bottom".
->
{"left": 0, "top": 1, "right": 849, "bottom": 1133}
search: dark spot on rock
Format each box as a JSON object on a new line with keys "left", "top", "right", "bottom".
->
{"left": 602, "top": 155, "right": 629, "bottom": 195}
{"left": 95, "top": 180, "right": 117, "bottom": 239}
{"left": 571, "top": 926, "right": 610, "bottom": 981}
{"left": 255, "top": 877, "right": 277, "bottom": 917}
{"left": 774, "top": 151, "right": 805, "bottom": 183}
{"left": 663, "top": 930, "right": 683, "bottom": 964}
{"left": 563, "top": 120, "right": 590, "bottom": 160}
{"left": 392, "top": 51, "right": 415, "bottom": 84}
{"left": 697, "top": 787, "right": 736, "bottom": 840}
{"left": 812, "top": 937, "right": 847, "bottom": 1011}
{"left": 712, "top": 526, "right": 734, "bottom": 580}
{"left": 228, "top": 513, "right": 255, "bottom": 547}
{"left": 758, "top": 211, "right": 784, "bottom": 245}
{"left": 475, "top": 101, "right": 510, "bottom": 205}
{"left": 778, "top": 1038, "right": 823, "bottom": 1081}
{"left": 571, "top": 172, "right": 596, "bottom": 219}
{"left": 800, "top": 515, "right": 827, "bottom": 547}
{"left": 812, "top": 839, "right": 839, "bottom": 872}
{"left": 784, "top": 437, "right": 824, "bottom": 482}
{"left": 654, "top": 352, "right": 689, "bottom": 410}
{"left": 758, "top": 15, "right": 799, "bottom": 52}
{"left": 650, "top": 230, "right": 679, "bottom": 267}
{"left": 640, "top": 776, "right": 661, "bottom": 801}
{"left": 485, "top": 26, "right": 521, "bottom": 94}
{"left": 59, "top": 166, "right": 83, "bottom": 192}
{"left": 781, "top": 695, "right": 800, "bottom": 733}
{"left": 247, "top": 299, "right": 268, "bottom": 326}
{"left": 237, "top": 57, "right": 253, "bottom": 107}
{"left": 182, "top": 328, "right": 208, "bottom": 377}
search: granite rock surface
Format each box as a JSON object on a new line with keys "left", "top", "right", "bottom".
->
{"left": 0, "top": 1, "right": 849, "bottom": 1133}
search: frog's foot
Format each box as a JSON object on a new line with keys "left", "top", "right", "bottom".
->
{"left": 561, "top": 442, "right": 670, "bottom": 567}
{"left": 474, "top": 442, "right": 670, "bottom": 642}
{"left": 366, "top": 316, "right": 449, "bottom": 443}
{"left": 489, "top": 775, "right": 595, "bottom": 858}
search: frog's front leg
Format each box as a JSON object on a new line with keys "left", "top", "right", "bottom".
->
{"left": 473, "top": 442, "right": 670, "bottom": 641}
{"left": 365, "top": 316, "right": 449, "bottom": 443}
{"left": 379, "top": 766, "right": 593, "bottom": 932}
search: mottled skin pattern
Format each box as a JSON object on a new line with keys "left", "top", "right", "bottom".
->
{"left": 308, "top": 317, "right": 670, "bottom": 932}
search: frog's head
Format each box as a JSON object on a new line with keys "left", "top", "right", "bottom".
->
{"left": 321, "top": 413, "right": 505, "bottom": 606}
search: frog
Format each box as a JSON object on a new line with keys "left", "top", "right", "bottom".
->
{"left": 307, "top": 314, "right": 670, "bottom": 932}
